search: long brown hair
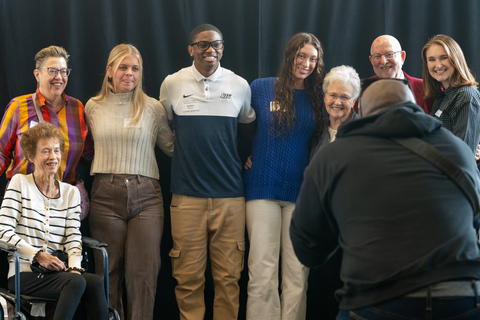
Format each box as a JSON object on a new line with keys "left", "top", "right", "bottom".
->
{"left": 422, "top": 34, "right": 478, "bottom": 99}
{"left": 272, "top": 33, "right": 324, "bottom": 135}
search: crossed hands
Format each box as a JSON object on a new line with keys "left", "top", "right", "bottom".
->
{"left": 35, "top": 252, "right": 80, "bottom": 274}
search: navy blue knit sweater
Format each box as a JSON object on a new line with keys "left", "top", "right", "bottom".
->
{"left": 244, "top": 77, "right": 316, "bottom": 202}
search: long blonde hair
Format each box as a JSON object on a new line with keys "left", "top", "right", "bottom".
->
{"left": 92, "top": 44, "right": 146, "bottom": 127}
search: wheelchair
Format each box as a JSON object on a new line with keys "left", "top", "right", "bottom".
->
{"left": 0, "top": 237, "right": 120, "bottom": 320}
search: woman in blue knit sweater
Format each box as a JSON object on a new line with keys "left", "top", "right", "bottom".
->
{"left": 244, "top": 33, "right": 324, "bottom": 320}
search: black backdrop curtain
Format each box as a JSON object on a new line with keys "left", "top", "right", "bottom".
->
{"left": 1, "top": 1, "right": 480, "bottom": 319}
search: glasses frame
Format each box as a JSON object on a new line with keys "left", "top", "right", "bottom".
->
{"left": 190, "top": 40, "right": 224, "bottom": 51}
{"left": 325, "top": 92, "right": 354, "bottom": 103}
{"left": 39, "top": 67, "right": 71, "bottom": 77}
{"left": 369, "top": 51, "right": 402, "bottom": 62}
{"left": 358, "top": 77, "right": 414, "bottom": 118}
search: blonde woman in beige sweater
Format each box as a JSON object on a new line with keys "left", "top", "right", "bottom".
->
{"left": 85, "top": 44, "right": 173, "bottom": 320}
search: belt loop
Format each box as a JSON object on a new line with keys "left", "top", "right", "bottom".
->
{"left": 110, "top": 174, "right": 114, "bottom": 183}
{"left": 425, "top": 285, "right": 432, "bottom": 320}
{"left": 136, "top": 175, "right": 141, "bottom": 183}
{"left": 472, "top": 280, "right": 479, "bottom": 307}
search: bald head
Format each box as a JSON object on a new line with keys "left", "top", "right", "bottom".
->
{"left": 370, "top": 35, "right": 402, "bottom": 54}
{"left": 360, "top": 80, "right": 415, "bottom": 118}
{"left": 369, "top": 35, "right": 406, "bottom": 79}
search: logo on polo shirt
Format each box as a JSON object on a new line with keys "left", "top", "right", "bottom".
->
{"left": 183, "top": 94, "right": 193, "bottom": 98}
{"left": 220, "top": 93, "right": 232, "bottom": 99}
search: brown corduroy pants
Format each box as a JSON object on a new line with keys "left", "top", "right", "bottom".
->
{"left": 89, "top": 174, "right": 164, "bottom": 320}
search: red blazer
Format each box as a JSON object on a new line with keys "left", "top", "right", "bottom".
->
{"left": 354, "top": 71, "right": 434, "bottom": 114}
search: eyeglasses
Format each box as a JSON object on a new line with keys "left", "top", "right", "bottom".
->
{"left": 39, "top": 67, "right": 71, "bottom": 77}
{"left": 370, "top": 51, "right": 402, "bottom": 62}
{"left": 190, "top": 40, "right": 224, "bottom": 51}
{"left": 325, "top": 93, "right": 353, "bottom": 102}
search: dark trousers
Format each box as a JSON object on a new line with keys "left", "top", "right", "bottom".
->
{"left": 8, "top": 272, "right": 108, "bottom": 320}
{"left": 337, "top": 296, "right": 480, "bottom": 319}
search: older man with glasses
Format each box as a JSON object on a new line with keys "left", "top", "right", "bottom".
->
{"left": 354, "top": 35, "right": 433, "bottom": 114}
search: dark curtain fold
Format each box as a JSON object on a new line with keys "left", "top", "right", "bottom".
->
{"left": 1, "top": 0, "right": 479, "bottom": 319}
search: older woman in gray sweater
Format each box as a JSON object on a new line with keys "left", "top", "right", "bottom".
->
{"left": 85, "top": 44, "right": 174, "bottom": 320}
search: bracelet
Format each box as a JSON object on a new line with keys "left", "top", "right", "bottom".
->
{"left": 32, "top": 249, "right": 43, "bottom": 263}
{"left": 67, "top": 267, "right": 85, "bottom": 273}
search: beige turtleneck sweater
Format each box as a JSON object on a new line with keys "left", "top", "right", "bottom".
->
{"left": 85, "top": 92, "right": 174, "bottom": 179}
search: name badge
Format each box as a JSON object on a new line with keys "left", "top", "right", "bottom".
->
{"left": 435, "top": 110, "right": 442, "bottom": 117}
{"left": 270, "top": 101, "right": 279, "bottom": 112}
{"left": 30, "top": 121, "right": 38, "bottom": 128}
{"left": 269, "top": 101, "right": 285, "bottom": 112}
{"left": 124, "top": 118, "right": 140, "bottom": 128}
{"left": 182, "top": 99, "right": 200, "bottom": 112}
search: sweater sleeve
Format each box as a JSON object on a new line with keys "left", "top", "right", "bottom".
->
{"left": 84, "top": 99, "right": 95, "bottom": 129}
{"left": 0, "top": 175, "right": 39, "bottom": 261}
{"left": 64, "top": 187, "right": 82, "bottom": 269}
{"left": 151, "top": 98, "right": 174, "bottom": 157}
{"left": 78, "top": 100, "right": 94, "bottom": 164}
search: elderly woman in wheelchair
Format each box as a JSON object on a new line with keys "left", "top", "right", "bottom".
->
{"left": 0, "top": 122, "right": 108, "bottom": 320}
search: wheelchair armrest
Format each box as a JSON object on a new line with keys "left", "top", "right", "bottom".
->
{"left": 82, "top": 236, "right": 108, "bottom": 249}
{"left": 81, "top": 236, "right": 112, "bottom": 309}
{"left": 0, "top": 240, "right": 16, "bottom": 253}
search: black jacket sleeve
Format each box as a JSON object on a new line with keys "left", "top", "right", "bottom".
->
{"left": 290, "top": 166, "right": 340, "bottom": 268}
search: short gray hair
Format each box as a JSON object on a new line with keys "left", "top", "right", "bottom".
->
{"left": 323, "top": 65, "right": 361, "bottom": 99}
{"left": 34, "top": 46, "right": 69, "bottom": 69}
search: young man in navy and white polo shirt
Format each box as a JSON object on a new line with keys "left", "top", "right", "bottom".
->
{"left": 159, "top": 23, "right": 256, "bottom": 320}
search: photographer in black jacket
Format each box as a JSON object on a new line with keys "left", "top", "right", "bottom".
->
{"left": 291, "top": 79, "right": 480, "bottom": 319}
